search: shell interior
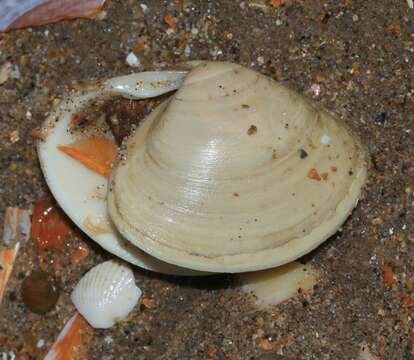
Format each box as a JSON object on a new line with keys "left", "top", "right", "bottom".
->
{"left": 37, "top": 70, "right": 206, "bottom": 276}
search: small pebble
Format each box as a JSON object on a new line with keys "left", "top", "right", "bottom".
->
{"left": 374, "top": 112, "right": 386, "bottom": 125}
{"left": 0, "top": 62, "right": 12, "bottom": 85}
{"left": 184, "top": 45, "right": 192, "bottom": 56}
{"left": 21, "top": 271, "right": 60, "bottom": 314}
{"left": 408, "top": 0, "right": 413, "bottom": 9}
{"left": 352, "top": 14, "right": 359, "bottom": 22}
{"left": 371, "top": 217, "right": 383, "bottom": 225}
{"left": 257, "top": 56, "right": 265, "bottom": 65}
{"left": 359, "top": 342, "right": 379, "bottom": 360}
{"left": 191, "top": 27, "right": 199, "bottom": 35}
{"left": 96, "top": 10, "right": 107, "bottom": 20}
{"left": 126, "top": 52, "right": 141, "bottom": 68}
{"left": 9, "top": 130, "right": 19, "bottom": 144}
{"left": 104, "top": 336, "right": 113, "bottom": 344}
{"left": 209, "top": 49, "right": 223, "bottom": 57}
{"left": 10, "top": 65, "right": 20, "bottom": 80}
{"left": 320, "top": 134, "right": 332, "bottom": 145}
{"left": 36, "top": 339, "right": 45, "bottom": 348}
{"left": 310, "top": 83, "right": 321, "bottom": 97}
{"left": 140, "top": 3, "right": 148, "bottom": 13}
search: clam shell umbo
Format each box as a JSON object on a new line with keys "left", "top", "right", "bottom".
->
{"left": 71, "top": 260, "right": 141, "bottom": 328}
{"left": 108, "top": 61, "right": 368, "bottom": 273}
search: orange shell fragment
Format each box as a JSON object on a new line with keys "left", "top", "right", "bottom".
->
{"left": 164, "top": 14, "right": 176, "bottom": 29}
{"left": 383, "top": 264, "right": 397, "bottom": 289}
{"left": 58, "top": 137, "right": 118, "bottom": 178}
{"left": 44, "top": 312, "right": 92, "bottom": 360}
{"left": 31, "top": 200, "right": 73, "bottom": 252}
{"left": 0, "top": 242, "right": 20, "bottom": 304}
{"left": 270, "top": 0, "right": 288, "bottom": 9}
{"left": 398, "top": 292, "right": 414, "bottom": 308}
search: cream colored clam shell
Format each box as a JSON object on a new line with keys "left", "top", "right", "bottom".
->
{"left": 108, "top": 61, "right": 367, "bottom": 273}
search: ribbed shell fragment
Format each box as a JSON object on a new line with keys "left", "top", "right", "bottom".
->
{"left": 71, "top": 260, "right": 141, "bottom": 328}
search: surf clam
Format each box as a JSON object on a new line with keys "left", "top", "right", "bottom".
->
{"left": 37, "top": 61, "right": 367, "bottom": 275}
{"left": 108, "top": 61, "right": 368, "bottom": 273}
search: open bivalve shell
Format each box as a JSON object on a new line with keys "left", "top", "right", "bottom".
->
{"left": 108, "top": 61, "right": 368, "bottom": 273}
{"left": 37, "top": 70, "right": 205, "bottom": 276}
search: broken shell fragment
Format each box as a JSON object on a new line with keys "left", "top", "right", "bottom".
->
{"left": 1, "top": 207, "right": 30, "bottom": 304}
{"left": 1, "top": 0, "right": 105, "bottom": 32}
{"left": 71, "top": 260, "right": 141, "bottom": 328}
{"left": 44, "top": 312, "right": 92, "bottom": 360}
{"left": 2, "top": 207, "right": 31, "bottom": 246}
{"left": 108, "top": 61, "right": 368, "bottom": 273}
{"left": 0, "top": 242, "right": 20, "bottom": 304}
{"left": 239, "top": 261, "right": 318, "bottom": 307}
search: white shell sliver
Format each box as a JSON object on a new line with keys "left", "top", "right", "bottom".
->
{"left": 71, "top": 260, "right": 142, "bottom": 328}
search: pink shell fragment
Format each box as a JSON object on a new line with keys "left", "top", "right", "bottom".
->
{"left": 1, "top": 0, "right": 106, "bottom": 31}
{"left": 0, "top": 0, "right": 44, "bottom": 31}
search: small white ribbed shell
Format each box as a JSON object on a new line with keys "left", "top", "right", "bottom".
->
{"left": 71, "top": 260, "right": 141, "bottom": 329}
{"left": 0, "top": 0, "right": 45, "bottom": 31}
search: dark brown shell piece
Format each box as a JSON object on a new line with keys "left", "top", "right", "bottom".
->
{"left": 21, "top": 271, "right": 60, "bottom": 314}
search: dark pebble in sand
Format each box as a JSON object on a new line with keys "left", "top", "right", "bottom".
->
{"left": 374, "top": 112, "right": 386, "bottom": 125}
{"left": 21, "top": 271, "right": 60, "bottom": 314}
{"left": 299, "top": 148, "right": 308, "bottom": 159}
